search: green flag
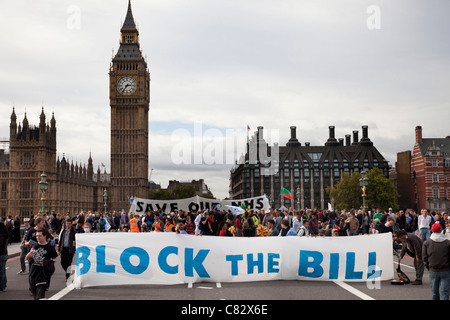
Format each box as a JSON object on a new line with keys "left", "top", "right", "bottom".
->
{"left": 280, "top": 187, "right": 292, "bottom": 200}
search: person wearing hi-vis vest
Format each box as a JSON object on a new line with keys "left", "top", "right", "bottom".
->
{"left": 152, "top": 214, "right": 164, "bottom": 232}
{"left": 164, "top": 217, "right": 175, "bottom": 232}
{"left": 129, "top": 215, "right": 140, "bottom": 233}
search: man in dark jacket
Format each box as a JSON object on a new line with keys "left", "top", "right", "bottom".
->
{"left": 395, "top": 230, "right": 424, "bottom": 285}
{"left": 58, "top": 218, "right": 76, "bottom": 280}
{"left": 422, "top": 223, "right": 450, "bottom": 300}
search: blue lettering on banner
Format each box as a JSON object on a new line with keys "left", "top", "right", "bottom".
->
{"left": 345, "top": 252, "right": 363, "bottom": 279}
{"left": 76, "top": 246, "right": 91, "bottom": 276}
{"left": 225, "top": 253, "right": 281, "bottom": 276}
{"left": 158, "top": 246, "right": 179, "bottom": 274}
{"left": 298, "top": 250, "right": 324, "bottom": 278}
{"left": 367, "top": 252, "right": 382, "bottom": 278}
{"left": 267, "top": 253, "right": 280, "bottom": 273}
{"left": 76, "top": 246, "right": 211, "bottom": 278}
{"left": 184, "top": 248, "right": 210, "bottom": 278}
{"left": 97, "top": 245, "right": 115, "bottom": 273}
{"left": 120, "top": 247, "right": 149, "bottom": 275}
{"left": 329, "top": 253, "right": 339, "bottom": 279}
{"left": 226, "top": 254, "right": 243, "bottom": 276}
{"left": 75, "top": 245, "right": 382, "bottom": 281}
{"left": 298, "top": 250, "right": 380, "bottom": 280}
{"left": 247, "top": 253, "right": 264, "bottom": 274}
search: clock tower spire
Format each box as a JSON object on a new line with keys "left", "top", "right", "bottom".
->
{"left": 120, "top": 0, "right": 139, "bottom": 45}
{"left": 109, "top": 0, "right": 150, "bottom": 210}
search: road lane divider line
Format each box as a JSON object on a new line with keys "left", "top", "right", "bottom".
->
{"left": 333, "top": 281, "right": 375, "bottom": 300}
{"left": 48, "top": 283, "right": 75, "bottom": 300}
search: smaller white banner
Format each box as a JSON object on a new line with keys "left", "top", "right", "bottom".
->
{"left": 130, "top": 195, "right": 271, "bottom": 213}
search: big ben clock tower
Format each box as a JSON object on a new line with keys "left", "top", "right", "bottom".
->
{"left": 110, "top": 0, "right": 150, "bottom": 210}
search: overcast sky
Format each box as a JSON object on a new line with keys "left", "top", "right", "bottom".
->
{"left": 0, "top": 0, "right": 449, "bottom": 200}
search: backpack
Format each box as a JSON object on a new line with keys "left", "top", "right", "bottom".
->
{"left": 242, "top": 217, "right": 250, "bottom": 230}
{"left": 5, "top": 219, "right": 13, "bottom": 231}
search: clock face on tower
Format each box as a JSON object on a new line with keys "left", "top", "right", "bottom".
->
{"left": 117, "top": 76, "right": 137, "bottom": 95}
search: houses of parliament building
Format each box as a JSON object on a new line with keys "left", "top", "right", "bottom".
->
{"left": 0, "top": 1, "right": 150, "bottom": 218}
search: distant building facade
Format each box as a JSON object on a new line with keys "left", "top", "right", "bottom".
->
{"left": 395, "top": 150, "right": 413, "bottom": 209}
{"left": 168, "top": 179, "right": 213, "bottom": 197}
{"left": 229, "top": 125, "right": 390, "bottom": 210}
{"left": 410, "top": 126, "right": 450, "bottom": 211}
{"left": 0, "top": 109, "right": 110, "bottom": 218}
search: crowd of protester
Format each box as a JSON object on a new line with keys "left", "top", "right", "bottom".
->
{"left": 2, "top": 206, "right": 449, "bottom": 240}
{"left": 1, "top": 206, "right": 449, "bottom": 299}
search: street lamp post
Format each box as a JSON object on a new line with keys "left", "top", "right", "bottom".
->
{"left": 39, "top": 172, "right": 48, "bottom": 214}
{"left": 359, "top": 169, "right": 369, "bottom": 210}
{"left": 103, "top": 188, "right": 108, "bottom": 214}
{"left": 296, "top": 186, "right": 301, "bottom": 211}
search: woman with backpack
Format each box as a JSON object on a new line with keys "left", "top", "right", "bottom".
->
{"left": 241, "top": 211, "right": 254, "bottom": 237}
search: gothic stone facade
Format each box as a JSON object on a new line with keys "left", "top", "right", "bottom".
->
{"left": 0, "top": 109, "right": 109, "bottom": 219}
{"left": 109, "top": 1, "right": 150, "bottom": 210}
{"left": 0, "top": 2, "right": 151, "bottom": 219}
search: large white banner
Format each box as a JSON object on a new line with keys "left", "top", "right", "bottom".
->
{"left": 74, "top": 233, "right": 394, "bottom": 288}
{"left": 130, "top": 195, "right": 271, "bottom": 214}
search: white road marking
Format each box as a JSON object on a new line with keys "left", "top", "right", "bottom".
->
{"left": 187, "top": 282, "right": 222, "bottom": 289}
{"left": 393, "top": 261, "right": 415, "bottom": 269}
{"left": 333, "top": 281, "right": 375, "bottom": 300}
{"left": 48, "top": 283, "right": 75, "bottom": 300}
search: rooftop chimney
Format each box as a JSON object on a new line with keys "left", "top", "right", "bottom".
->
{"left": 325, "top": 126, "right": 339, "bottom": 146}
{"left": 359, "top": 125, "right": 373, "bottom": 146}
{"left": 415, "top": 126, "right": 422, "bottom": 143}
{"left": 257, "top": 126, "right": 263, "bottom": 141}
{"left": 345, "top": 134, "right": 351, "bottom": 146}
{"left": 291, "top": 126, "right": 297, "bottom": 139}
{"left": 352, "top": 130, "right": 359, "bottom": 145}
{"left": 287, "top": 126, "right": 301, "bottom": 147}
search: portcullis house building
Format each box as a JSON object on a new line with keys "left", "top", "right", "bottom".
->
{"left": 229, "top": 125, "right": 390, "bottom": 210}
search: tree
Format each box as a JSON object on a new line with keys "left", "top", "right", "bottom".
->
{"left": 365, "top": 167, "right": 399, "bottom": 211}
{"left": 149, "top": 189, "right": 173, "bottom": 200}
{"left": 172, "top": 184, "right": 196, "bottom": 199}
{"left": 327, "top": 172, "right": 362, "bottom": 210}
{"left": 327, "top": 168, "right": 399, "bottom": 211}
